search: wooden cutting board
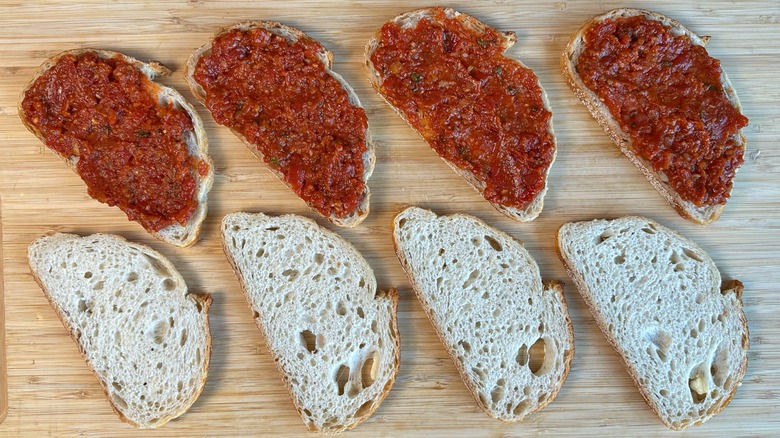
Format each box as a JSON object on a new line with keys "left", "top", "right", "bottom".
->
{"left": 1, "top": 1, "right": 778, "bottom": 436}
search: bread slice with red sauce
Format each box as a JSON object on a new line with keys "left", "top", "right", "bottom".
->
{"left": 18, "top": 49, "right": 214, "bottom": 247}
{"left": 366, "top": 8, "right": 557, "bottom": 222}
{"left": 185, "top": 22, "right": 375, "bottom": 228}
{"left": 562, "top": 9, "right": 747, "bottom": 224}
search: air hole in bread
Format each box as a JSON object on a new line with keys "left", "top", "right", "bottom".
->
{"left": 512, "top": 400, "right": 530, "bottom": 417}
{"left": 528, "top": 338, "right": 548, "bottom": 375}
{"left": 83, "top": 271, "right": 93, "bottom": 279}
{"left": 265, "top": 226, "right": 279, "bottom": 231}
{"left": 111, "top": 393, "right": 128, "bottom": 410}
{"left": 641, "top": 226, "right": 656, "bottom": 235}
{"left": 276, "top": 234, "right": 286, "bottom": 240}
{"left": 335, "top": 364, "right": 350, "bottom": 395}
{"left": 462, "top": 269, "right": 479, "bottom": 289}
{"left": 336, "top": 301, "right": 347, "bottom": 316}
{"left": 491, "top": 385, "right": 504, "bottom": 404}
{"left": 162, "top": 278, "right": 176, "bottom": 291}
{"left": 112, "top": 381, "right": 122, "bottom": 391}
{"left": 356, "top": 307, "right": 365, "bottom": 319}
{"left": 516, "top": 344, "right": 529, "bottom": 366}
{"left": 282, "top": 269, "right": 299, "bottom": 282}
{"left": 458, "top": 340, "right": 471, "bottom": 353}
{"left": 615, "top": 254, "right": 625, "bottom": 264}
{"left": 78, "top": 299, "right": 88, "bottom": 313}
{"left": 472, "top": 365, "right": 487, "bottom": 381}
{"left": 682, "top": 248, "right": 703, "bottom": 262}
{"left": 471, "top": 237, "right": 481, "bottom": 247}
{"left": 370, "top": 320, "right": 377, "bottom": 334}
{"left": 398, "top": 218, "right": 407, "bottom": 228}
{"left": 711, "top": 344, "right": 729, "bottom": 386}
{"left": 93, "top": 281, "right": 104, "bottom": 291}
{"left": 355, "top": 400, "right": 373, "bottom": 417}
{"left": 255, "top": 248, "right": 265, "bottom": 258}
{"left": 361, "top": 351, "right": 379, "bottom": 388}
{"left": 597, "top": 229, "right": 615, "bottom": 244}
{"left": 359, "top": 277, "right": 365, "bottom": 288}
{"left": 179, "top": 328, "right": 188, "bottom": 347}
{"left": 300, "top": 330, "right": 317, "bottom": 353}
{"left": 195, "top": 348, "right": 201, "bottom": 364}
{"left": 484, "top": 235, "right": 503, "bottom": 251}
{"left": 143, "top": 254, "right": 171, "bottom": 277}
{"left": 688, "top": 364, "right": 709, "bottom": 403}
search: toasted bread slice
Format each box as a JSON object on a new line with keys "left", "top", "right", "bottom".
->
{"left": 562, "top": 9, "right": 747, "bottom": 224}
{"left": 392, "top": 207, "right": 573, "bottom": 421}
{"left": 27, "top": 233, "right": 212, "bottom": 428}
{"left": 19, "top": 49, "right": 214, "bottom": 247}
{"left": 186, "top": 22, "right": 375, "bottom": 228}
{"left": 366, "top": 8, "right": 557, "bottom": 222}
{"left": 221, "top": 212, "right": 399, "bottom": 433}
{"left": 557, "top": 216, "right": 749, "bottom": 429}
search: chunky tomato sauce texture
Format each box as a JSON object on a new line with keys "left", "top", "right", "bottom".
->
{"left": 577, "top": 16, "right": 748, "bottom": 206}
{"left": 193, "top": 27, "right": 368, "bottom": 219}
{"left": 22, "top": 52, "right": 202, "bottom": 232}
{"left": 370, "top": 9, "right": 555, "bottom": 211}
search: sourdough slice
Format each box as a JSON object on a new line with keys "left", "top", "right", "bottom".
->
{"left": 19, "top": 49, "right": 214, "bottom": 247}
{"left": 556, "top": 216, "right": 748, "bottom": 430}
{"left": 186, "top": 23, "right": 375, "bottom": 228}
{"left": 392, "top": 207, "right": 573, "bottom": 421}
{"left": 366, "top": 9, "right": 557, "bottom": 222}
{"left": 561, "top": 9, "right": 747, "bottom": 224}
{"left": 27, "top": 233, "right": 212, "bottom": 428}
{"left": 221, "top": 212, "right": 399, "bottom": 433}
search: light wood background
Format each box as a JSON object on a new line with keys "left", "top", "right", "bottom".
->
{"left": 1, "top": 1, "right": 778, "bottom": 436}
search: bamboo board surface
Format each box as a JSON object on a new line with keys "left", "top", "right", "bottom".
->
{"left": 1, "top": 1, "right": 779, "bottom": 436}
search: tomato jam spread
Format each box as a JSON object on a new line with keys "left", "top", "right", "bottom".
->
{"left": 370, "top": 9, "right": 554, "bottom": 211}
{"left": 22, "top": 52, "right": 203, "bottom": 232}
{"left": 577, "top": 15, "right": 748, "bottom": 206}
{"left": 193, "top": 27, "right": 368, "bottom": 219}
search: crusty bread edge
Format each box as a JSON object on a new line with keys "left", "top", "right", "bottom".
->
{"left": 554, "top": 216, "right": 749, "bottom": 430}
{"left": 365, "top": 8, "right": 557, "bottom": 222}
{"left": 391, "top": 206, "right": 574, "bottom": 422}
{"left": 18, "top": 49, "right": 215, "bottom": 247}
{"left": 561, "top": 8, "right": 747, "bottom": 224}
{"left": 220, "top": 212, "right": 400, "bottom": 433}
{"left": 185, "top": 23, "right": 375, "bottom": 228}
{"left": 27, "top": 232, "right": 213, "bottom": 429}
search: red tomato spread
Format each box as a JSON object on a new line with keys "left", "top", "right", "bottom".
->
{"left": 370, "top": 8, "right": 555, "bottom": 211}
{"left": 22, "top": 52, "right": 204, "bottom": 232}
{"left": 193, "top": 27, "right": 368, "bottom": 219}
{"left": 577, "top": 15, "right": 748, "bottom": 206}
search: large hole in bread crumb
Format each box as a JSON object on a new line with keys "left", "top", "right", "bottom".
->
{"left": 335, "top": 364, "right": 350, "bottom": 396}
{"left": 300, "top": 330, "right": 317, "bottom": 353}
{"left": 689, "top": 364, "right": 709, "bottom": 403}
{"left": 484, "top": 235, "right": 503, "bottom": 251}
{"left": 528, "top": 338, "right": 547, "bottom": 375}
{"left": 360, "top": 351, "right": 379, "bottom": 388}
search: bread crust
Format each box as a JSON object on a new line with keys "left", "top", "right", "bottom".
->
{"left": 561, "top": 9, "right": 747, "bottom": 224}
{"left": 365, "top": 8, "right": 556, "bottom": 222}
{"left": 220, "top": 213, "right": 399, "bottom": 433}
{"left": 18, "top": 49, "right": 214, "bottom": 247}
{"left": 391, "top": 206, "right": 574, "bottom": 422}
{"left": 555, "top": 216, "right": 749, "bottom": 430}
{"left": 185, "top": 22, "right": 375, "bottom": 228}
{"left": 27, "top": 233, "right": 212, "bottom": 428}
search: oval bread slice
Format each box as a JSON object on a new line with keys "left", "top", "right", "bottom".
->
{"left": 392, "top": 206, "right": 573, "bottom": 421}
{"left": 561, "top": 9, "right": 747, "bottom": 224}
{"left": 221, "top": 212, "right": 399, "bottom": 433}
{"left": 557, "top": 216, "right": 749, "bottom": 429}
{"left": 27, "top": 233, "right": 212, "bottom": 428}
{"left": 19, "top": 49, "right": 214, "bottom": 247}
{"left": 186, "top": 23, "right": 375, "bottom": 228}
{"left": 366, "top": 8, "right": 557, "bottom": 222}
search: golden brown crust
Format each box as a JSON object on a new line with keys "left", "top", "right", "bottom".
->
{"left": 185, "top": 22, "right": 374, "bottom": 228}
{"left": 561, "top": 8, "right": 747, "bottom": 225}
{"left": 366, "top": 8, "right": 556, "bottom": 222}
{"left": 220, "top": 214, "right": 400, "bottom": 433}
{"left": 27, "top": 233, "right": 212, "bottom": 428}
{"left": 18, "top": 49, "right": 214, "bottom": 247}
{"left": 555, "top": 218, "right": 750, "bottom": 430}
{"left": 391, "top": 207, "right": 573, "bottom": 422}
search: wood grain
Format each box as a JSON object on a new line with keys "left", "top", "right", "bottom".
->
{"left": 1, "top": 1, "right": 779, "bottom": 436}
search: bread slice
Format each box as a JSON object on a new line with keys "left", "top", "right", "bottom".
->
{"left": 366, "top": 8, "right": 557, "bottom": 222}
{"left": 19, "top": 49, "right": 214, "bottom": 247}
{"left": 27, "top": 233, "right": 212, "bottom": 428}
{"left": 392, "top": 207, "right": 573, "bottom": 421}
{"left": 221, "top": 212, "right": 399, "bottom": 433}
{"left": 561, "top": 9, "right": 747, "bottom": 224}
{"left": 185, "top": 23, "right": 375, "bottom": 228}
{"left": 556, "top": 216, "right": 748, "bottom": 430}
